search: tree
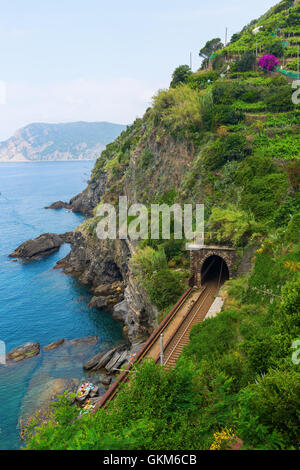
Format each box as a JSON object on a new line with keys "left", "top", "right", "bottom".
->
{"left": 230, "top": 32, "right": 242, "bottom": 43}
{"left": 235, "top": 51, "right": 256, "bottom": 72}
{"left": 199, "top": 38, "right": 224, "bottom": 66}
{"left": 170, "top": 65, "right": 192, "bottom": 88}
{"left": 267, "top": 41, "right": 284, "bottom": 57}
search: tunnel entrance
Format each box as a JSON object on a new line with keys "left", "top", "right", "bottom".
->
{"left": 201, "top": 255, "right": 229, "bottom": 286}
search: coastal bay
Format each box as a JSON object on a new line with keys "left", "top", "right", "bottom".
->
{"left": 0, "top": 161, "right": 123, "bottom": 449}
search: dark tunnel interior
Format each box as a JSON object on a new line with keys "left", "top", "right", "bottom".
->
{"left": 201, "top": 255, "right": 229, "bottom": 285}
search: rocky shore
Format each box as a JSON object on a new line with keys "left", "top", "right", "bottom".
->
{"left": 7, "top": 163, "right": 160, "bottom": 418}
{"left": 55, "top": 231, "right": 158, "bottom": 347}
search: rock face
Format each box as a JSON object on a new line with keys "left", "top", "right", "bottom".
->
{"left": 9, "top": 233, "right": 72, "bottom": 260}
{"left": 7, "top": 342, "right": 40, "bottom": 362}
{"left": 56, "top": 232, "right": 158, "bottom": 346}
{"left": 88, "top": 281, "right": 124, "bottom": 311}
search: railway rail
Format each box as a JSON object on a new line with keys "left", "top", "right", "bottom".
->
{"left": 93, "top": 280, "right": 219, "bottom": 412}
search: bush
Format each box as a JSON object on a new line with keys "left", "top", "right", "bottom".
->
{"left": 183, "top": 309, "right": 239, "bottom": 363}
{"left": 204, "top": 134, "right": 250, "bottom": 170}
{"left": 207, "top": 205, "right": 264, "bottom": 246}
{"left": 144, "top": 268, "right": 186, "bottom": 310}
{"left": 264, "top": 85, "right": 294, "bottom": 112}
{"left": 284, "top": 212, "right": 300, "bottom": 244}
{"left": 187, "top": 70, "right": 218, "bottom": 90}
{"left": 258, "top": 54, "right": 279, "bottom": 72}
{"left": 238, "top": 369, "right": 300, "bottom": 449}
{"left": 140, "top": 148, "right": 154, "bottom": 168}
{"left": 25, "top": 361, "right": 200, "bottom": 450}
{"left": 131, "top": 246, "right": 186, "bottom": 310}
{"left": 240, "top": 173, "right": 289, "bottom": 220}
{"left": 266, "top": 40, "right": 284, "bottom": 57}
{"left": 212, "top": 81, "right": 235, "bottom": 105}
{"left": 152, "top": 85, "right": 203, "bottom": 136}
{"left": 212, "top": 105, "right": 245, "bottom": 127}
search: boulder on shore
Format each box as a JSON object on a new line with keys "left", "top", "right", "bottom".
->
{"left": 7, "top": 342, "right": 40, "bottom": 363}
{"left": 83, "top": 344, "right": 126, "bottom": 371}
{"left": 9, "top": 233, "right": 67, "bottom": 260}
{"left": 101, "top": 375, "right": 112, "bottom": 386}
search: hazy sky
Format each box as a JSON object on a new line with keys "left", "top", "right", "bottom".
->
{"left": 0, "top": 0, "right": 276, "bottom": 140}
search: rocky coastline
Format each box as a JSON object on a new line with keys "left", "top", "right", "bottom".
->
{"left": 7, "top": 164, "right": 159, "bottom": 419}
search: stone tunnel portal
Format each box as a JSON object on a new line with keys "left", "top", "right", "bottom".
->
{"left": 189, "top": 245, "right": 236, "bottom": 288}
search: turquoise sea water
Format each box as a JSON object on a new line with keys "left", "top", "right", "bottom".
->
{"left": 0, "top": 162, "right": 123, "bottom": 449}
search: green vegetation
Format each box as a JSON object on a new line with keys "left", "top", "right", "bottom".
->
{"left": 25, "top": 1, "right": 300, "bottom": 451}
{"left": 170, "top": 65, "right": 192, "bottom": 88}
{"left": 24, "top": 234, "right": 300, "bottom": 450}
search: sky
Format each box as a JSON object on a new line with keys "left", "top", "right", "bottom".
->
{"left": 0, "top": 0, "right": 276, "bottom": 140}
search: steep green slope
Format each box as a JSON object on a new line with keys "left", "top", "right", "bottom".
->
{"left": 25, "top": 0, "right": 300, "bottom": 451}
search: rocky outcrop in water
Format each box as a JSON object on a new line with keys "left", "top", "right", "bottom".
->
{"left": 69, "top": 336, "right": 99, "bottom": 346}
{"left": 9, "top": 232, "right": 72, "bottom": 260}
{"left": 46, "top": 172, "right": 106, "bottom": 217}
{"left": 6, "top": 343, "right": 40, "bottom": 363}
{"left": 43, "top": 339, "right": 65, "bottom": 351}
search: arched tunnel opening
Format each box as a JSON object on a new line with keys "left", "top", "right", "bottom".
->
{"left": 201, "top": 255, "right": 229, "bottom": 286}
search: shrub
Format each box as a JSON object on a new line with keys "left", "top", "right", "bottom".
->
{"left": 131, "top": 246, "right": 168, "bottom": 276}
{"left": 140, "top": 148, "right": 154, "bottom": 168}
{"left": 204, "top": 134, "right": 250, "bottom": 170}
{"left": 212, "top": 81, "right": 235, "bottom": 105}
{"left": 287, "top": 160, "right": 300, "bottom": 190}
{"left": 264, "top": 86, "right": 294, "bottom": 112}
{"left": 183, "top": 309, "right": 239, "bottom": 363}
{"left": 187, "top": 70, "right": 218, "bottom": 90}
{"left": 238, "top": 369, "right": 300, "bottom": 448}
{"left": 152, "top": 85, "right": 203, "bottom": 136}
{"left": 144, "top": 268, "right": 186, "bottom": 310}
{"left": 240, "top": 173, "right": 289, "bottom": 220}
{"left": 258, "top": 54, "right": 279, "bottom": 72}
{"left": 131, "top": 246, "right": 186, "bottom": 310}
{"left": 212, "top": 105, "right": 245, "bottom": 127}
{"left": 285, "top": 212, "right": 300, "bottom": 244}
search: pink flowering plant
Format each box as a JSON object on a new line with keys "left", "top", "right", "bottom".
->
{"left": 258, "top": 54, "right": 279, "bottom": 72}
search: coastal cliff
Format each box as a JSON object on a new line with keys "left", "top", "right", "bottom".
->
{"left": 56, "top": 230, "right": 158, "bottom": 347}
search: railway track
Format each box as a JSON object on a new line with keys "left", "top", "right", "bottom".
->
{"left": 160, "top": 281, "right": 218, "bottom": 368}
{"left": 93, "top": 280, "right": 219, "bottom": 411}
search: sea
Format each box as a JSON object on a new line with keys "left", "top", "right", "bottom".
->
{"left": 0, "top": 161, "right": 123, "bottom": 449}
